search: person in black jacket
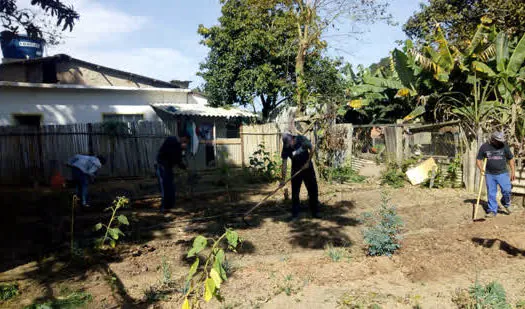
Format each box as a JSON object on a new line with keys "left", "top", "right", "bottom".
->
{"left": 156, "top": 135, "right": 189, "bottom": 211}
{"left": 281, "top": 133, "right": 320, "bottom": 220}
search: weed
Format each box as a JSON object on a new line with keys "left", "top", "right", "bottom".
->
{"left": 323, "top": 166, "right": 366, "bottom": 184}
{"left": 452, "top": 281, "right": 510, "bottom": 308}
{"left": 143, "top": 286, "right": 169, "bottom": 303}
{"left": 160, "top": 256, "right": 172, "bottom": 286}
{"left": 249, "top": 143, "right": 281, "bottom": 182}
{"left": 361, "top": 192, "right": 403, "bottom": 256}
{"left": 94, "top": 196, "right": 130, "bottom": 249}
{"left": 0, "top": 282, "right": 19, "bottom": 301}
{"left": 516, "top": 300, "right": 525, "bottom": 308}
{"left": 380, "top": 163, "right": 405, "bottom": 188}
{"left": 182, "top": 229, "right": 241, "bottom": 308}
{"left": 24, "top": 291, "right": 92, "bottom": 309}
{"left": 279, "top": 275, "right": 300, "bottom": 296}
{"left": 325, "top": 242, "right": 351, "bottom": 262}
{"left": 337, "top": 292, "right": 383, "bottom": 308}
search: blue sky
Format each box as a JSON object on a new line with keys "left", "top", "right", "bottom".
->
{"left": 4, "top": 0, "right": 425, "bottom": 87}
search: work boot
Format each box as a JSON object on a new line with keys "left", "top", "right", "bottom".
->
{"left": 505, "top": 205, "right": 512, "bottom": 215}
{"left": 485, "top": 212, "right": 497, "bottom": 219}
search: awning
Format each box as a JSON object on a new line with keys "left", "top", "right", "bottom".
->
{"left": 151, "top": 103, "right": 256, "bottom": 119}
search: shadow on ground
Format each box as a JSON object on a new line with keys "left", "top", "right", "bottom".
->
{"left": 472, "top": 237, "right": 525, "bottom": 257}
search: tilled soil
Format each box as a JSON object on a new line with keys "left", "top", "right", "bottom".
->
{"left": 1, "top": 182, "right": 525, "bottom": 308}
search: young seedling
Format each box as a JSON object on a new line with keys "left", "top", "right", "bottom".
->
{"left": 94, "top": 196, "right": 130, "bottom": 249}
{"left": 181, "top": 229, "right": 240, "bottom": 309}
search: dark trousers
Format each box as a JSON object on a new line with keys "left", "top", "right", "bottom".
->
{"left": 156, "top": 163, "right": 175, "bottom": 211}
{"left": 291, "top": 162, "right": 319, "bottom": 217}
{"left": 71, "top": 167, "right": 89, "bottom": 206}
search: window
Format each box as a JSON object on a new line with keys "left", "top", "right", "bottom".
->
{"left": 102, "top": 113, "right": 144, "bottom": 123}
{"left": 13, "top": 114, "right": 42, "bottom": 127}
{"left": 226, "top": 122, "right": 240, "bottom": 138}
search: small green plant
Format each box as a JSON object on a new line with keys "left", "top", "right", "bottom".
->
{"left": 0, "top": 282, "right": 19, "bottom": 301}
{"left": 325, "top": 242, "right": 351, "bottom": 262}
{"left": 24, "top": 291, "right": 92, "bottom": 309}
{"left": 361, "top": 192, "right": 404, "bottom": 256}
{"left": 94, "top": 196, "right": 130, "bottom": 249}
{"left": 181, "top": 229, "right": 241, "bottom": 309}
{"left": 452, "top": 281, "right": 510, "bottom": 308}
{"left": 161, "top": 257, "right": 172, "bottom": 286}
{"left": 249, "top": 143, "right": 281, "bottom": 182}
{"left": 516, "top": 299, "right": 525, "bottom": 308}
{"left": 144, "top": 286, "right": 169, "bottom": 303}
{"left": 380, "top": 163, "right": 406, "bottom": 188}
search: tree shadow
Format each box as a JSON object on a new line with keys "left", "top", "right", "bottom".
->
{"left": 472, "top": 237, "right": 525, "bottom": 257}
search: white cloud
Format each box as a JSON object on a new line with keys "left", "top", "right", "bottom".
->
{"left": 4, "top": 0, "right": 201, "bottom": 84}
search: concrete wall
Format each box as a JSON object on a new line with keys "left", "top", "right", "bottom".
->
{"left": 0, "top": 87, "right": 188, "bottom": 125}
{"left": 0, "top": 63, "right": 43, "bottom": 83}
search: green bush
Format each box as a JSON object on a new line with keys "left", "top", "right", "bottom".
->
{"left": 453, "top": 281, "right": 510, "bottom": 309}
{"left": 0, "top": 283, "right": 19, "bottom": 301}
{"left": 380, "top": 163, "right": 406, "bottom": 188}
{"left": 323, "top": 166, "right": 366, "bottom": 184}
{"left": 248, "top": 143, "right": 281, "bottom": 182}
{"left": 361, "top": 192, "right": 403, "bottom": 256}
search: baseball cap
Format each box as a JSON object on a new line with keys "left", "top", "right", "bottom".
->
{"left": 491, "top": 131, "right": 505, "bottom": 143}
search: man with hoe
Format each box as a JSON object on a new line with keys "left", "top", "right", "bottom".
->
{"left": 281, "top": 133, "right": 320, "bottom": 220}
{"left": 477, "top": 131, "right": 516, "bottom": 218}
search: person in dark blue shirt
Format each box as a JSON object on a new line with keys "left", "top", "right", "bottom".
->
{"left": 156, "top": 135, "right": 189, "bottom": 211}
{"left": 476, "top": 131, "right": 516, "bottom": 217}
{"left": 281, "top": 133, "right": 320, "bottom": 220}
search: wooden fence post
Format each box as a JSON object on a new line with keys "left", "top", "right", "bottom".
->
{"left": 395, "top": 120, "right": 404, "bottom": 163}
{"left": 240, "top": 124, "right": 245, "bottom": 168}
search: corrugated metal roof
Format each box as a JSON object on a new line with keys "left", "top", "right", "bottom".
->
{"left": 151, "top": 103, "right": 256, "bottom": 119}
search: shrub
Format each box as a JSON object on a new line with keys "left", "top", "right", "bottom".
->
{"left": 453, "top": 281, "right": 511, "bottom": 308}
{"left": 249, "top": 143, "right": 281, "bottom": 182}
{"left": 94, "top": 196, "right": 130, "bottom": 249}
{"left": 323, "top": 166, "right": 366, "bottom": 184}
{"left": 0, "top": 283, "right": 19, "bottom": 301}
{"left": 380, "top": 163, "right": 406, "bottom": 188}
{"left": 362, "top": 192, "right": 403, "bottom": 256}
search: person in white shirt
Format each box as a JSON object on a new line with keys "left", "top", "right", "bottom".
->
{"left": 67, "top": 154, "right": 106, "bottom": 207}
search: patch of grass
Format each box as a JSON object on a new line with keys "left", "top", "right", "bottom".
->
{"left": 325, "top": 242, "right": 351, "bottom": 262}
{"left": 380, "top": 163, "right": 405, "bottom": 188}
{"left": 0, "top": 282, "right": 19, "bottom": 301}
{"left": 143, "top": 286, "right": 169, "bottom": 303}
{"left": 275, "top": 274, "right": 301, "bottom": 297}
{"left": 324, "top": 166, "right": 366, "bottom": 184}
{"left": 337, "top": 292, "right": 383, "bottom": 308}
{"left": 516, "top": 299, "right": 525, "bottom": 308}
{"left": 361, "top": 192, "right": 403, "bottom": 256}
{"left": 23, "top": 291, "right": 93, "bottom": 309}
{"left": 452, "top": 281, "right": 510, "bottom": 309}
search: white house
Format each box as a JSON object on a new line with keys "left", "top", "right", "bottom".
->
{"left": 0, "top": 54, "right": 253, "bottom": 128}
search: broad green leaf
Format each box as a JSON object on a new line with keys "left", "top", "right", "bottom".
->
{"left": 181, "top": 298, "right": 190, "bottom": 309}
{"left": 94, "top": 223, "right": 103, "bottom": 231}
{"left": 186, "top": 259, "right": 199, "bottom": 282}
{"left": 392, "top": 49, "right": 415, "bottom": 89}
{"left": 465, "top": 23, "right": 488, "bottom": 56}
{"left": 204, "top": 278, "right": 215, "bottom": 302}
{"left": 215, "top": 249, "right": 225, "bottom": 265}
{"left": 226, "top": 230, "right": 239, "bottom": 248}
{"left": 473, "top": 61, "right": 496, "bottom": 77}
{"left": 495, "top": 32, "right": 509, "bottom": 72}
{"left": 507, "top": 32, "right": 525, "bottom": 75}
{"left": 210, "top": 268, "right": 222, "bottom": 288}
{"left": 108, "top": 228, "right": 119, "bottom": 240}
{"left": 117, "top": 215, "right": 129, "bottom": 225}
{"left": 110, "top": 239, "right": 116, "bottom": 248}
{"left": 187, "top": 236, "right": 207, "bottom": 258}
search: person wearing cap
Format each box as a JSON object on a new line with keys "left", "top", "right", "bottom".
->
{"left": 476, "top": 132, "right": 516, "bottom": 218}
{"left": 281, "top": 133, "right": 320, "bottom": 220}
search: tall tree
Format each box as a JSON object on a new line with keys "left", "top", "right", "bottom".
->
{"left": 253, "top": 0, "right": 392, "bottom": 112}
{"left": 1, "top": 0, "right": 78, "bottom": 39}
{"left": 198, "top": 0, "right": 297, "bottom": 120}
{"left": 404, "top": 0, "right": 525, "bottom": 46}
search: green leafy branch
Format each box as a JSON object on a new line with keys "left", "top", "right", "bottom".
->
{"left": 181, "top": 229, "right": 240, "bottom": 309}
{"left": 94, "top": 196, "right": 130, "bottom": 249}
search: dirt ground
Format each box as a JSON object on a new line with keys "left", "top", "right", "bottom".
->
{"left": 1, "top": 178, "right": 525, "bottom": 308}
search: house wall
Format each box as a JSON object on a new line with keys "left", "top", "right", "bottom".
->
{"left": 0, "top": 87, "right": 188, "bottom": 125}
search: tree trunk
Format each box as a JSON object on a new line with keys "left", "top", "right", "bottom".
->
{"left": 261, "top": 95, "right": 270, "bottom": 121}
{"left": 295, "top": 40, "right": 307, "bottom": 112}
